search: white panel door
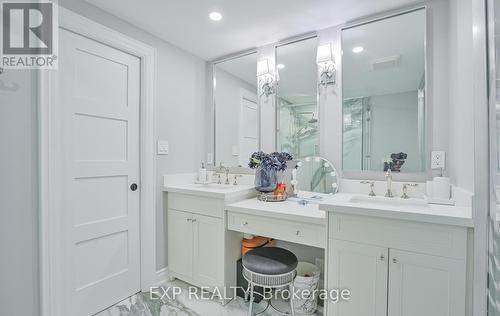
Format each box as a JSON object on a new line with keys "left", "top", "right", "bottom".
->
{"left": 167, "top": 209, "right": 194, "bottom": 278}
{"left": 388, "top": 249, "right": 466, "bottom": 316}
{"left": 328, "top": 240, "right": 388, "bottom": 316}
{"left": 239, "top": 89, "right": 258, "bottom": 166}
{"left": 58, "top": 29, "right": 141, "bottom": 316}
{"left": 192, "top": 214, "right": 223, "bottom": 287}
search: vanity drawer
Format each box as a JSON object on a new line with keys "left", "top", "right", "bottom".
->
{"left": 329, "top": 214, "right": 468, "bottom": 259}
{"left": 169, "top": 193, "right": 223, "bottom": 218}
{"left": 227, "top": 211, "right": 326, "bottom": 248}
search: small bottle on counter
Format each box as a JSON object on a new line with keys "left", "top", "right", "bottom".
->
{"left": 198, "top": 162, "right": 207, "bottom": 183}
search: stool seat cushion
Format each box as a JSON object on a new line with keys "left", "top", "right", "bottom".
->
{"left": 242, "top": 247, "right": 298, "bottom": 275}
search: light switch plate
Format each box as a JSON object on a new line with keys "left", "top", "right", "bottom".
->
{"left": 431, "top": 151, "right": 445, "bottom": 169}
{"left": 157, "top": 140, "right": 169, "bottom": 155}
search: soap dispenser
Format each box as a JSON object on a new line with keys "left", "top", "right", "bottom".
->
{"left": 198, "top": 162, "right": 207, "bottom": 183}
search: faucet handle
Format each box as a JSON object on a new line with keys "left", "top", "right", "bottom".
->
{"left": 360, "top": 181, "right": 376, "bottom": 196}
{"left": 401, "top": 183, "right": 418, "bottom": 199}
{"left": 233, "top": 174, "right": 243, "bottom": 185}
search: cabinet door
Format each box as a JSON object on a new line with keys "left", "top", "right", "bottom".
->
{"left": 388, "top": 249, "right": 466, "bottom": 316}
{"left": 168, "top": 209, "right": 193, "bottom": 278}
{"left": 328, "top": 240, "right": 388, "bottom": 316}
{"left": 192, "top": 214, "right": 223, "bottom": 288}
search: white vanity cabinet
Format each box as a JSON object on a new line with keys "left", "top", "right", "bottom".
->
{"left": 167, "top": 193, "right": 226, "bottom": 291}
{"left": 327, "top": 213, "right": 468, "bottom": 316}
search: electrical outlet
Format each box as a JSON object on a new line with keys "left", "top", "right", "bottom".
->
{"left": 157, "top": 140, "right": 169, "bottom": 155}
{"left": 431, "top": 151, "right": 446, "bottom": 169}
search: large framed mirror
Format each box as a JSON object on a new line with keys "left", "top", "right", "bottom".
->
{"left": 276, "top": 36, "right": 319, "bottom": 159}
{"left": 214, "top": 52, "right": 258, "bottom": 167}
{"left": 342, "top": 8, "right": 427, "bottom": 176}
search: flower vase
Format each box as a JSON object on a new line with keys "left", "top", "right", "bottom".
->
{"left": 254, "top": 166, "right": 278, "bottom": 193}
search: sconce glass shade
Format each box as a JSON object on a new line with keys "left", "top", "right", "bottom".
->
{"left": 257, "top": 59, "right": 272, "bottom": 77}
{"left": 317, "top": 43, "right": 336, "bottom": 86}
{"left": 316, "top": 43, "right": 335, "bottom": 64}
{"left": 257, "top": 58, "right": 275, "bottom": 97}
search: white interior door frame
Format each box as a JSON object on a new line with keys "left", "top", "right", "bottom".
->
{"left": 39, "top": 7, "right": 157, "bottom": 316}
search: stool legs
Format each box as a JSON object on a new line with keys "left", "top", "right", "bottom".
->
{"left": 248, "top": 281, "right": 254, "bottom": 316}
{"left": 289, "top": 284, "right": 295, "bottom": 316}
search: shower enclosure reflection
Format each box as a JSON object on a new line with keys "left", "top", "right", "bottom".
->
{"left": 276, "top": 36, "right": 319, "bottom": 159}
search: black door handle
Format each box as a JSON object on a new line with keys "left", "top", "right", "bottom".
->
{"left": 130, "top": 183, "right": 138, "bottom": 191}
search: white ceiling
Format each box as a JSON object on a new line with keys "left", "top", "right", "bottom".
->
{"left": 84, "top": 0, "right": 419, "bottom": 60}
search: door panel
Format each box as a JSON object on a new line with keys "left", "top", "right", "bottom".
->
{"left": 168, "top": 209, "right": 194, "bottom": 278}
{"left": 328, "top": 240, "right": 388, "bottom": 316}
{"left": 58, "top": 29, "right": 141, "bottom": 316}
{"left": 388, "top": 249, "right": 466, "bottom": 316}
{"left": 238, "top": 89, "right": 258, "bottom": 166}
{"left": 193, "top": 214, "right": 223, "bottom": 287}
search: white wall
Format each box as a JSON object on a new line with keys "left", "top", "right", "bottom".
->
{"left": 0, "top": 70, "right": 40, "bottom": 316}
{"left": 448, "top": 0, "right": 475, "bottom": 192}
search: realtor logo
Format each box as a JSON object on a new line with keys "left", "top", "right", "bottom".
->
{"left": 1, "top": 1, "right": 58, "bottom": 69}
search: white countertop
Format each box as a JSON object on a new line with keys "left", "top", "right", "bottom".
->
{"left": 226, "top": 198, "right": 326, "bottom": 225}
{"left": 319, "top": 193, "right": 474, "bottom": 227}
{"left": 163, "top": 183, "right": 256, "bottom": 199}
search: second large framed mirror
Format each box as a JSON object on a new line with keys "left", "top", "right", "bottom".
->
{"left": 342, "top": 8, "right": 427, "bottom": 175}
{"left": 214, "top": 52, "right": 258, "bottom": 167}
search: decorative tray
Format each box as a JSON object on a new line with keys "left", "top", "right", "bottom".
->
{"left": 257, "top": 192, "right": 287, "bottom": 202}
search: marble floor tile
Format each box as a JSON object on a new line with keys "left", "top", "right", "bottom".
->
{"left": 96, "top": 280, "right": 322, "bottom": 316}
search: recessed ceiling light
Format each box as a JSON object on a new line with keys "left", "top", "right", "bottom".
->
{"left": 352, "top": 46, "right": 364, "bottom": 54}
{"left": 209, "top": 11, "right": 222, "bottom": 21}
{"left": 277, "top": 64, "right": 285, "bottom": 69}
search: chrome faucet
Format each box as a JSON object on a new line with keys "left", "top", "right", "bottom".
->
{"left": 225, "top": 167, "right": 230, "bottom": 185}
{"left": 360, "top": 181, "right": 376, "bottom": 196}
{"left": 385, "top": 169, "right": 394, "bottom": 198}
{"left": 216, "top": 162, "right": 225, "bottom": 184}
{"left": 401, "top": 183, "right": 419, "bottom": 199}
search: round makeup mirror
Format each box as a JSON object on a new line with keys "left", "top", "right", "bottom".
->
{"left": 293, "top": 156, "right": 339, "bottom": 197}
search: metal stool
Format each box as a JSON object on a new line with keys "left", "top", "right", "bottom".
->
{"left": 242, "top": 247, "right": 298, "bottom": 316}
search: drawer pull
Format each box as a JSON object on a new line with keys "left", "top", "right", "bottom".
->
{"left": 186, "top": 218, "right": 192, "bottom": 222}
{"left": 296, "top": 230, "right": 301, "bottom": 236}
{"left": 243, "top": 221, "right": 248, "bottom": 226}
{"left": 380, "top": 255, "right": 385, "bottom": 261}
{"left": 392, "top": 258, "right": 398, "bottom": 264}
{"left": 191, "top": 219, "right": 197, "bottom": 223}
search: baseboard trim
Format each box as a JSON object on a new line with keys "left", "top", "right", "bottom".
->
{"left": 156, "top": 267, "right": 169, "bottom": 286}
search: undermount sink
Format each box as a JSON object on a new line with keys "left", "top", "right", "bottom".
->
{"left": 348, "top": 195, "right": 430, "bottom": 210}
{"left": 189, "top": 183, "right": 235, "bottom": 190}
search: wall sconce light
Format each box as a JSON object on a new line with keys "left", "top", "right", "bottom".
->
{"left": 316, "top": 43, "right": 336, "bottom": 86}
{"left": 257, "top": 58, "right": 275, "bottom": 97}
